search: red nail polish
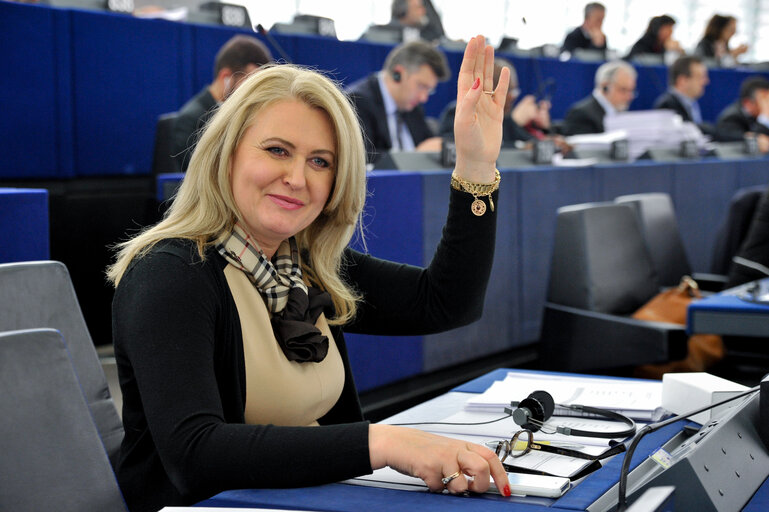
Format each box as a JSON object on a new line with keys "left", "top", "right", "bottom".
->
{"left": 503, "top": 484, "right": 511, "bottom": 497}
{"left": 472, "top": 77, "right": 480, "bottom": 90}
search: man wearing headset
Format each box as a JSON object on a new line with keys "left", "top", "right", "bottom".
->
{"left": 171, "top": 35, "right": 272, "bottom": 172}
{"left": 346, "top": 40, "right": 450, "bottom": 164}
{"left": 561, "top": 60, "right": 637, "bottom": 135}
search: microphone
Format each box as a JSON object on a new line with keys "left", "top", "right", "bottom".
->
{"left": 616, "top": 384, "right": 761, "bottom": 511}
{"left": 256, "top": 24, "right": 293, "bottom": 64}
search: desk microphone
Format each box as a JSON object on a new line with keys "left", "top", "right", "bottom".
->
{"left": 256, "top": 24, "right": 293, "bottom": 64}
{"left": 616, "top": 384, "right": 761, "bottom": 511}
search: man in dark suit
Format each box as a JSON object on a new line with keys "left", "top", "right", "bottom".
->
{"left": 346, "top": 40, "right": 450, "bottom": 163}
{"left": 715, "top": 76, "right": 769, "bottom": 153}
{"left": 653, "top": 55, "right": 712, "bottom": 134}
{"left": 171, "top": 35, "right": 272, "bottom": 172}
{"left": 561, "top": 60, "right": 637, "bottom": 135}
{"left": 561, "top": 3, "right": 607, "bottom": 57}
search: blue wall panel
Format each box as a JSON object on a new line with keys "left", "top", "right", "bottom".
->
{"left": 673, "top": 159, "right": 738, "bottom": 272}
{"left": 516, "top": 166, "right": 596, "bottom": 342}
{"left": 0, "top": 188, "right": 50, "bottom": 263}
{"left": 346, "top": 172, "right": 424, "bottom": 391}
{"left": 0, "top": 3, "right": 66, "bottom": 178}
{"left": 70, "top": 12, "right": 186, "bottom": 176}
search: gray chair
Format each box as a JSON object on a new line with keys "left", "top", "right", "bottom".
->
{"left": 0, "top": 328, "right": 127, "bottom": 512}
{"left": 539, "top": 202, "right": 687, "bottom": 372}
{"left": 0, "top": 261, "right": 123, "bottom": 467}
{"left": 615, "top": 192, "right": 727, "bottom": 290}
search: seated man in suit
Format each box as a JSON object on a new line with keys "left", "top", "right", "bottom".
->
{"left": 653, "top": 55, "right": 713, "bottom": 134}
{"left": 172, "top": 35, "right": 272, "bottom": 172}
{"left": 346, "top": 40, "right": 450, "bottom": 164}
{"left": 561, "top": 60, "right": 637, "bottom": 135}
{"left": 561, "top": 2, "right": 608, "bottom": 57}
{"left": 438, "top": 58, "right": 551, "bottom": 147}
{"left": 715, "top": 76, "right": 769, "bottom": 153}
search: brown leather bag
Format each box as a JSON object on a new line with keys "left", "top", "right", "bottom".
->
{"left": 632, "top": 276, "right": 724, "bottom": 379}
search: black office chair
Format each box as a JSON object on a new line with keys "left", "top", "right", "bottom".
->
{"left": 539, "top": 202, "right": 687, "bottom": 373}
{"left": 615, "top": 192, "right": 727, "bottom": 290}
{"left": 0, "top": 328, "right": 127, "bottom": 511}
{"left": 151, "top": 111, "right": 179, "bottom": 176}
{"left": 710, "top": 184, "right": 767, "bottom": 275}
{"left": 0, "top": 261, "right": 124, "bottom": 468}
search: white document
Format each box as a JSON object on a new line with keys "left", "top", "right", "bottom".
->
{"left": 346, "top": 467, "right": 570, "bottom": 498}
{"left": 465, "top": 371, "right": 661, "bottom": 421}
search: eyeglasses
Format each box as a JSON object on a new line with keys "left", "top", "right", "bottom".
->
{"left": 485, "top": 429, "right": 626, "bottom": 462}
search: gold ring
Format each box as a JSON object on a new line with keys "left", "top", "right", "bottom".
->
{"left": 441, "top": 470, "right": 462, "bottom": 486}
{"left": 483, "top": 90, "right": 494, "bottom": 95}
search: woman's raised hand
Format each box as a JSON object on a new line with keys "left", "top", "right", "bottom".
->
{"left": 453, "top": 35, "right": 510, "bottom": 183}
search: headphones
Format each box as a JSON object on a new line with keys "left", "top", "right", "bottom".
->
{"left": 505, "top": 390, "right": 636, "bottom": 439}
{"left": 392, "top": 69, "right": 402, "bottom": 82}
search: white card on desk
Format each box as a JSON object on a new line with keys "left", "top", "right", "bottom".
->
{"left": 346, "top": 467, "right": 569, "bottom": 498}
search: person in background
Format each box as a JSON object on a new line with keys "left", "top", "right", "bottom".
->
{"left": 346, "top": 40, "right": 450, "bottom": 164}
{"left": 715, "top": 76, "right": 769, "bottom": 153}
{"left": 653, "top": 55, "right": 713, "bottom": 134}
{"left": 626, "top": 15, "right": 682, "bottom": 60}
{"left": 389, "top": 0, "right": 445, "bottom": 42}
{"left": 695, "top": 14, "right": 748, "bottom": 66}
{"left": 108, "top": 35, "right": 511, "bottom": 512}
{"left": 171, "top": 35, "right": 273, "bottom": 172}
{"left": 561, "top": 2, "right": 608, "bottom": 57}
{"left": 438, "top": 58, "right": 551, "bottom": 147}
{"left": 561, "top": 60, "right": 637, "bottom": 135}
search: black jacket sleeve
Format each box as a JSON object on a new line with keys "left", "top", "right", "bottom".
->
{"left": 343, "top": 186, "right": 498, "bottom": 335}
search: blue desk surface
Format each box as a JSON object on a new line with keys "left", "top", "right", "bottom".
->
{"left": 196, "top": 368, "right": 722, "bottom": 511}
{"left": 687, "top": 279, "right": 769, "bottom": 336}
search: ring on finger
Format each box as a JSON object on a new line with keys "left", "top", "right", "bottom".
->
{"left": 483, "top": 90, "right": 494, "bottom": 95}
{"left": 441, "top": 470, "right": 462, "bottom": 486}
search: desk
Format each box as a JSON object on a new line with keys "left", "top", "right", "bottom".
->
{"left": 197, "top": 368, "right": 737, "bottom": 511}
{"left": 688, "top": 279, "right": 769, "bottom": 337}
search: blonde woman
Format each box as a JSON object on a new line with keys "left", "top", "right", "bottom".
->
{"left": 109, "top": 35, "right": 510, "bottom": 512}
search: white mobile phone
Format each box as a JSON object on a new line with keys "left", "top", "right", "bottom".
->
{"left": 489, "top": 472, "right": 570, "bottom": 498}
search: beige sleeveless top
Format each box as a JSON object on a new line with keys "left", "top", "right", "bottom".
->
{"left": 224, "top": 265, "right": 344, "bottom": 426}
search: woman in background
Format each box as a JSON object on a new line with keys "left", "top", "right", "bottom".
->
{"left": 695, "top": 14, "right": 748, "bottom": 65}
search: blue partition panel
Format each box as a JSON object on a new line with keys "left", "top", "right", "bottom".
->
{"left": 422, "top": 170, "right": 522, "bottom": 370}
{"left": 736, "top": 157, "right": 769, "bottom": 188}
{"left": 0, "top": 188, "right": 50, "bottom": 263}
{"left": 70, "top": 11, "right": 187, "bottom": 176}
{"left": 516, "top": 166, "right": 597, "bottom": 343}
{"left": 0, "top": 2, "right": 71, "bottom": 178}
{"left": 596, "top": 160, "right": 674, "bottom": 200}
{"left": 345, "top": 172, "right": 424, "bottom": 392}
{"left": 672, "top": 159, "right": 739, "bottom": 272}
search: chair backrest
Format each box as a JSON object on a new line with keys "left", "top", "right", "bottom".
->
{"left": 547, "top": 202, "right": 659, "bottom": 314}
{"left": 711, "top": 184, "right": 767, "bottom": 275}
{"left": 0, "top": 328, "right": 127, "bottom": 512}
{"left": 151, "top": 112, "right": 179, "bottom": 176}
{"left": 0, "top": 261, "right": 123, "bottom": 466}
{"left": 615, "top": 192, "right": 692, "bottom": 287}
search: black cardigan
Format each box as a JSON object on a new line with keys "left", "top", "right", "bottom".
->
{"left": 112, "top": 187, "right": 498, "bottom": 512}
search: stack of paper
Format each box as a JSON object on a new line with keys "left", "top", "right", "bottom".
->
{"left": 464, "top": 371, "right": 661, "bottom": 422}
{"left": 604, "top": 110, "right": 708, "bottom": 160}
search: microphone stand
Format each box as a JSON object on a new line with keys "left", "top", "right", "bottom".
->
{"left": 256, "top": 24, "right": 293, "bottom": 64}
{"left": 616, "top": 385, "right": 760, "bottom": 511}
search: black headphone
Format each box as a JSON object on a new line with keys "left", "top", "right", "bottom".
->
{"left": 392, "top": 69, "right": 402, "bottom": 82}
{"left": 505, "top": 390, "right": 636, "bottom": 439}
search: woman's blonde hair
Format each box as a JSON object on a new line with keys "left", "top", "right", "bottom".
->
{"left": 107, "top": 64, "right": 367, "bottom": 324}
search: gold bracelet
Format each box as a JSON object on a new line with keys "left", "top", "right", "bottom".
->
{"left": 450, "top": 169, "right": 501, "bottom": 216}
